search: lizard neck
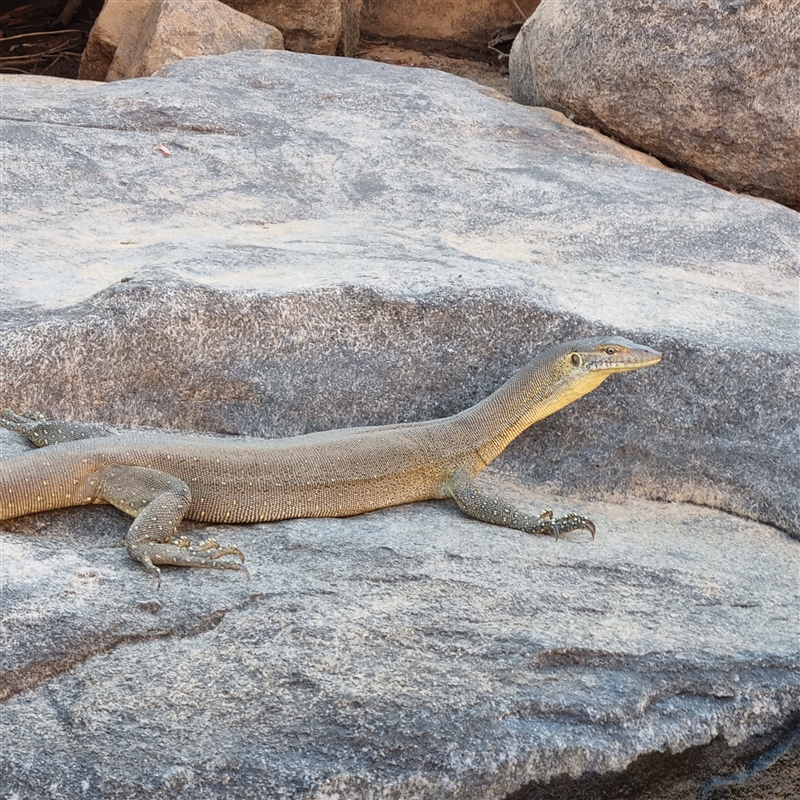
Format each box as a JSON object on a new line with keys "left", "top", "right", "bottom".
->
{"left": 443, "top": 353, "right": 609, "bottom": 470}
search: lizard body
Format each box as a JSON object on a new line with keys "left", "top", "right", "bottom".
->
{"left": 0, "top": 337, "right": 660, "bottom": 582}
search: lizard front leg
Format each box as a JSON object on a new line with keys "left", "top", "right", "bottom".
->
{"left": 93, "top": 465, "right": 248, "bottom": 586}
{"left": 446, "top": 466, "right": 595, "bottom": 539}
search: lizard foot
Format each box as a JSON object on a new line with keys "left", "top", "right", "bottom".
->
{"left": 0, "top": 409, "right": 46, "bottom": 433}
{"left": 131, "top": 541, "right": 250, "bottom": 588}
{"left": 524, "top": 509, "right": 596, "bottom": 539}
{"left": 552, "top": 513, "right": 596, "bottom": 540}
{"left": 0, "top": 409, "right": 109, "bottom": 446}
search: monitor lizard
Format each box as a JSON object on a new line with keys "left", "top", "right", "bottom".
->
{"left": 0, "top": 336, "right": 661, "bottom": 584}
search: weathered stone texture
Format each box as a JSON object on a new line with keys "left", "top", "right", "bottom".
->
{"left": 510, "top": 0, "right": 800, "bottom": 209}
{"left": 337, "top": 0, "right": 363, "bottom": 56}
{"left": 0, "top": 468, "right": 797, "bottom": 798}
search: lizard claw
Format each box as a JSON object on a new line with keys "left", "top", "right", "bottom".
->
{"left": 129, "top": 540, "right": 249, "bottom": 584}
{"left": 138, "top": 554, "right": 163, "bottom": 589}
{"left": 198, "top": 540, "right": 246, "bottom": 563}
{"left": 553, "top": 513, "right": 596, "bottom": 540}
{"left": 526, "top": 509, "right": 595, "bottom": 539}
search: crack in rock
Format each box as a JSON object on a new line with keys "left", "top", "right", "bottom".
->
{"left": 0, "top": 592, "right": 267, "bottom": 702}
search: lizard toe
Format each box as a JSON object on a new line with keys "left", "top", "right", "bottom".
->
{"left": 553, "top": 513, "right": 596, "bottom": 540}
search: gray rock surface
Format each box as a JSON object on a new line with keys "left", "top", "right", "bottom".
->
{"left": 0, "top": 51, "right": 798, "bottom": 797}
{"left": 0, "top": 448, "right": 797, "bottom": 798}
{"left": 509, "top": 0, "right": 800, "bottom": 210}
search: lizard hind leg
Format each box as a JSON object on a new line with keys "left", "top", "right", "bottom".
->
{"left": 0, "top": 409, "right": 111, "bottom": 447}
{"left": 95, "top": 465, "right": 248, "bottom": 586}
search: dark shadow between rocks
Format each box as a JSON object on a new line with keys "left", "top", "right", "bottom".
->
{"left": 507, "top": 716, "right": 800, "bottom": 800}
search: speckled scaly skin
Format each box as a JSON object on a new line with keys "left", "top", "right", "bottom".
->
{"left": 0, "top": 337, "right": 661, "bottom": 584}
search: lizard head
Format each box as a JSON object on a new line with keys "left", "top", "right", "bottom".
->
{"left": 567, "top": 336, "right": 662, "bottom": 376}
{"left": 470, "top": 335, "right": 662, "bottom": 466}
{"left": 531, "top": 336, "right": 662, "bottom": 414}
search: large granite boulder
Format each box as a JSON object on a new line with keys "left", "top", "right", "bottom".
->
{"left": 360, "top": 0, "right": 529, "bottom": 52}
{"left": 79, "top": 0, "right": 359, "bottom": 81}
{"left": 0, "top": 51, "right": 798, "bottom": 797}
{"left": 222, "top": 0, "right": 363, "bottom": 56}
{"left": 509, "top": 0, "right": 800, "bottom": 210}
{"left": 79, "top": 0, "right": 152, "bottom": 80}
{"left": 127, "top": 0, "right": 284, "bottom": 79}
{"left": 80, "top": 0, "right": 283, "bottom": 81}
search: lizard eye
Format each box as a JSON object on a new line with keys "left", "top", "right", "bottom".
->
{"left": 604, "top": 346, "right": 617, "bottom": 355}
{"left": 571, "top": 353, "right": 581, "bottom": 367}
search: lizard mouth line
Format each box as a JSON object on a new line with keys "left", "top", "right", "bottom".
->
{"left": 595, "top": 353, "right": 662, "bottom": 372}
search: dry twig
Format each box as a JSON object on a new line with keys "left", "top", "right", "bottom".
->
{"left": 0, "top": 38, "right": 82, "bottom": 63}
{"left": 0, "top": 29, "right": 83, "bottom": 43}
